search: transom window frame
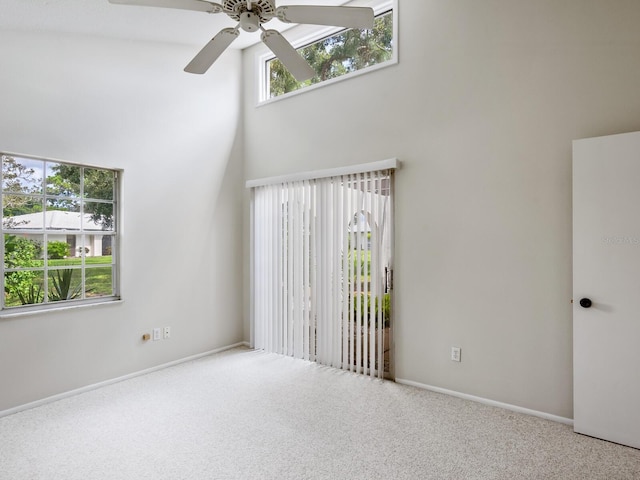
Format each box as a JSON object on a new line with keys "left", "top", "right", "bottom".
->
{"left": 256, "top": 0, "right": 398, "bottom": 105}
{"left": 1, "top": 152, "right": 122, "bottom": 317}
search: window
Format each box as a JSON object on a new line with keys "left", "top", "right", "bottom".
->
{"left": 2, "top": 153, "right": 119, "bottom": 313}
{"left": 261, "top": 1, "right": 397, "bottom": 101}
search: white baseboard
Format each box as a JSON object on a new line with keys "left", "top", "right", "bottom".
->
{"left": 395, "top": 377, "right": 574, "bottom": 426}
{"left": 0, "top": 341, "right": 250, "bottom": 418}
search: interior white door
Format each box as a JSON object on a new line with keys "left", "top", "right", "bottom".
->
{"left": 573, "top": 131, "right": 640, "bottom": 449}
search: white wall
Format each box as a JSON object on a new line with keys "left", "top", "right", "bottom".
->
{"left": 0, "top": 29, "right": 244, "bottom": 411}
{"left": 242, "top": 0, "right": 640, "bottom": 419}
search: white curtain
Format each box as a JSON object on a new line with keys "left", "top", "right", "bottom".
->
{"left": 251, "top": 169, "right": 392, "bottom": 378}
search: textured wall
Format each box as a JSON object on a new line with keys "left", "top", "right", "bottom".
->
{"left": 242, "top": 0, "right": 640, "bottom": 419}
{"left": 0, "top": 30, "right": 244, "bottom": 411}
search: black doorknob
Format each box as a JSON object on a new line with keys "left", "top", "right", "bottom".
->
{"left": 579, "top": 298, "right": 592, "bottom": 308}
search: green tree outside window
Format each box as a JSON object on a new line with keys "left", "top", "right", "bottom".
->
{"left": 268, "top": 11, "right": 394, "bottom": 98}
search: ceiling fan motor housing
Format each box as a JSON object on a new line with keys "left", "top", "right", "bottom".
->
{"left": 223, "top": 0, "right": 276, "bottom": 23}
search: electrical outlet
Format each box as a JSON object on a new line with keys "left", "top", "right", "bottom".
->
{"left": 451, "top": 346, "right": 462, "bottom": 362}
{"left": 163, "top": 326, "right": 171, "bottom": 339}
{"left": 153, "top": 328, "right": 162, "bottom": 341}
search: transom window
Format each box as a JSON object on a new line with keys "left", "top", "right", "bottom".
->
{"left": 261, "top": 1, "right": 396, "bottom": 102}
{"left": 1, "top": 153, "right": 120, "bottom": 313}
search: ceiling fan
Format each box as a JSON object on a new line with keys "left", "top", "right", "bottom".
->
{"left": 108, "top": 0, "right": 375, "bottom": 81}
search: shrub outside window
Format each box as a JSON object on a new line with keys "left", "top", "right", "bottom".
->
{"left": 2, "top": 153, "right": 119, "bottom": 312}
{"left": 265, "top": 8, "right": 395, "bottom": 100}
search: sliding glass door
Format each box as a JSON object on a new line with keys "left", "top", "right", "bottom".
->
{"left": 250, "top": 167, "right": 394, "bottom": 379}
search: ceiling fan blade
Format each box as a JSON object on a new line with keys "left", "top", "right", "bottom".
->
{"left": 261, "top": 30, "right": 315, "bottom": 82}
{"left": 275, "top": 6, "right": 374, "bottom": 29}
{"left": 184, "top": 28, "right": 240, "bottom": 74}
{"left": 108, "top": 0, "right": 223, "bottom": 14}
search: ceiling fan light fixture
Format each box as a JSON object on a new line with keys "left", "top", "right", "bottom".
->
{"left": 240, "top": 10, "right": 260, "bottom": 32}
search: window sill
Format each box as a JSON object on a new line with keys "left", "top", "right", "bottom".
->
{"left": 257, "top": 58, "right": 398, "bottom": 107}
{"left": 0, "top": 298, "right": 123, "bottom": 319}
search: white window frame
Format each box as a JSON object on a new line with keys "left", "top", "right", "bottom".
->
{"left": 1, "top": 152, "right": 121, "bottom": 317}
{"left": 256, "top": 0, "right": 398, "bottom": 105}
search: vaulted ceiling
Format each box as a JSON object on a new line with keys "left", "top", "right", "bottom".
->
{"left": 0, "top": 0, "right": 351, "bottom": 48}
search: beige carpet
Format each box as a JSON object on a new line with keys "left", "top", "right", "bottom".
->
{"left": 0, "top": 347, "right": 638, "bottom": 479}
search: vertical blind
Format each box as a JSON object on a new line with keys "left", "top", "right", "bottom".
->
{"left": 250, "top": 167, "right": 393, "bottom": 378}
